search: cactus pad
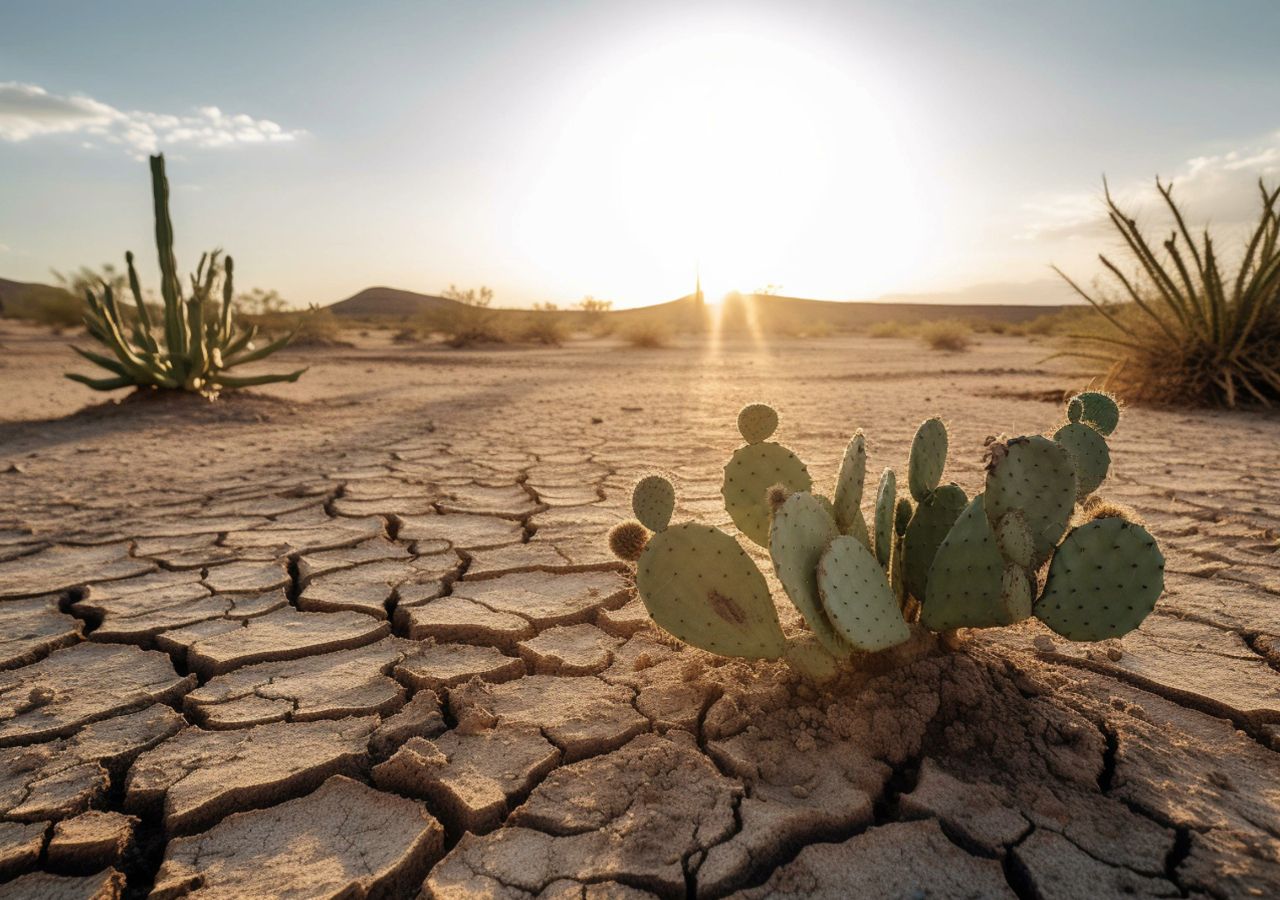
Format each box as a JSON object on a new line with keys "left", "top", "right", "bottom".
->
{"left": 783, "top": 634, "right": 842, "bottom": 682}
{"left": 723, "top": 442, "right": 812, "bottom": 547}
{"left": 995, "top": 510, "right": 1033, "bottom": 569}
{"left": 817, "top": 535, "right": 909, "bottom": 652}
{"left": 1054, "top": 422, "right": 1110, "bottom": 500}
{"left": 1067, "top": 397, "right": 1084, "bottom": 423}
{"left": 1035, "top": 517, "right": 1164, "bottom": 642}
{"left": 833, "top": 432, "right": 867, "bottom": 534}
{"left": 769, "top": 492, "right": 846, "bottom": 656}
{"left": 873, "top": 468, "right": 897, "bottom": 568}
{"left": 632, "top": 475, "right": 676, "bottom": 532}
{"left": 1000, "top": 565, "right": 1033, "bottom": 622}
{"left": 737, "top": 403, "right": 779, "bottom": 444}
{"left": 635, "top": 523, "right": 786, "bottom": 659}
{"left": 1074, "top": 391, "right": 1120, "bottom": 436}
{"left": 902, "top": 483, "right": 967, "bottom": 602}
{"left": 922, "top": 494, "right": 1012, "bottom": 630}
{"left": 985, "top": 435, "right": 1076, "bottom": 567}
{"left": 908, "top": 417, "right": 948, "bottom": 502}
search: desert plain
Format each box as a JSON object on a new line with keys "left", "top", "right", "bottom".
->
{"left": 0, "top": 319, "right": 1278, "bottom": 899}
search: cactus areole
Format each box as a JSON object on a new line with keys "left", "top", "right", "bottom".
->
{"left": 608, "top": 396, "right": 1164, "bottom": 680}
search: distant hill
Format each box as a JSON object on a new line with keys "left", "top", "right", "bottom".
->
{"left": 328, "top": 287, "right": 465, "bottom": 319}
{"left": 0, "top": 277, "right": 81, "bottom": 325}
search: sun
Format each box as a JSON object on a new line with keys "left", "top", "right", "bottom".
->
{"left": 518, "top": 27, "right": 930, "bottom": 306}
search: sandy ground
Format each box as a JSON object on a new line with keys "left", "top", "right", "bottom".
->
{"left": 0, "top": 318, "right": 1278, "bottom": 899}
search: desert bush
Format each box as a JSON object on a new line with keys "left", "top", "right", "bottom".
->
{"left": 2, "top": 287, "right": 85, "bottom": 328}
{"left": 425, "top": 285, "right": 508, "bottom": 347}
{"left": 515, "top": 312, "right": 568, "bottom": 346}
{"left": 66, "top": 154, "right": 303, "bottom": 396}
{"left": 622, "top": 321, "right": 671, "bottom": 348}
{"left": 918, "top": 319, "right": 972, "bottom": 352}
{"left": 1055, "top": 179, "right": 1280, "bottom": 407}
{"left": 250, "top": 306, "right": 348, "bottom": 348}
{"left": 868, "top": 320, "right": 908, "bottom": 338}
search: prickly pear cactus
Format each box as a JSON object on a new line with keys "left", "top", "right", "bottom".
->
{"left": 873, "top": 468, "right": 896, "bottom": 568}
{"left": 903, "top": 483, "right": 967, "bottom": 602}
{"left": 1074, "top": 391, "right": 1121, "bottom": 436}
{"left": 922, "top": 495, "right": 1012, "bottom": 630}
{"left": 770, "top": 492, "right": 847, "bottom": 656}
{"left": 633, "top": 477, "right": 787, "bottom": 659}
{"left": 1035, "top": 517, "right": 1164, "bottom": 641}
{"left": 984, "top": 435, "right": 1075, "bottom": 567}
{"left": 908, "top": 417, "right": 948, "bottom": 502}
{"left": 817, "top": 535, "right": 909, "bottom": 652}
{"left": 1000, "top": 565, "right": 1033, "bottom": 622}
{"left": 722, "top": 404, "right": 812, "bottom": 547}
{"left": 632, "top": 474, "right": 676, "bottom": 532}
{"left": 1054, "top": 421, "right": 1110, "bottom": 500}
{"left": 783, "top": 634, "right": 842, "bottom": 682}
{"left": 994, "top": 510, "right": 1033, "bottom": 569}
{"left": 833, "top": 432, "right": 869, "bottom": 539}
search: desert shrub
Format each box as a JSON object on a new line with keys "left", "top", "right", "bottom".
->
{"left": 424, "top": 285, "right": 509, "bottom": 347}
{"left": 868, "top": 320, "right": 908, "bottom": 338}
{"left": 1056, "top": 179, "right": 1280, "bottom": 407}
{"left": 514, "top": 312, "right": 568, "bottom": 345}
{"left": 973, "top": 318, "right": 1010, "bottom": 335}
{"left": 66, "top": 154, "right": 303, "bottom": 396}
{"left": 918, "top": 319, "right": 972, "bottom": 352}
{"left": 622, "top": 321, "right": 671, "bottom": 348}
{"left": 251, "top": 307, "right": 348, "bottom": 347}
{"left": 2, "top": 287, "right": 85, "bottom": 328}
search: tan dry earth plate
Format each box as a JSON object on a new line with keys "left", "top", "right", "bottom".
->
{"left": 0, "top": 328, "right": 1277, "bottom": 897}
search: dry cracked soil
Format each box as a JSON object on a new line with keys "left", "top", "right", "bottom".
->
{"left": 0, "top": 320, "right": 1278, "bottom": 899}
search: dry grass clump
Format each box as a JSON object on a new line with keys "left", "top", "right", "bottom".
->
{"left": 250, "top": 307, "right": 349, "bottom": 348}
{"left": 868, "top": 320, "right": 908, "bottom": 338}
{"left": 918, "top": 319, "right": 972, "bottom": 352}
{"left": 1056, "top": 179, "right": 1280, "bottom": 407}
{"left": 514, "top": 312, "right": 569, "bottom": 346}
{"left": 622, "top": 321, "right": 671, "bottom": 348}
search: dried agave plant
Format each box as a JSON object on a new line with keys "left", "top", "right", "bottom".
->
{"left": 67, "top": 154, "right": 305, "bottom": 398}
{"left": 1055, "top": 178, "right": 1280, "bottom": 407}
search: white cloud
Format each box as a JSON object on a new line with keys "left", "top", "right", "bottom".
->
{"left": 1024, "top": 129, "right": 1280, "bottom": 242}
{"left": 0, "top": 82, "right": 305, "bottom": 157}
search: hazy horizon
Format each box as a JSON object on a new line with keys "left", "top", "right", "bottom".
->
{"left": 3, "top": 0, "right": 1279, "bottom": 309}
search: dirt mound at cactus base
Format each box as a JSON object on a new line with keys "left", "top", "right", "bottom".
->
{"left": 0, "top": 324, "right": 1277, "bottom": 897}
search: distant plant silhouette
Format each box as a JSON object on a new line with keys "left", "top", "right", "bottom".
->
{"left": 919, "top": 319, "right": 972, "bottom": 352}
{"left": 428, "top": 284, "right": 505, "bottom": 346}
{"left": 1056, "top": 179, "right": 1280, "bottom": 407}
{"left": 67, "top": 154, "right": 305, "bottom": 397}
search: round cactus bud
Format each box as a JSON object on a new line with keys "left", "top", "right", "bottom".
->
{"left": 737, "top": 403, "right": 779, "bottom": 444}
{"left": 766, "top": 483, "right": 791, "bottom": 514}
{"left": 1067, "top": 397, "right": 1084, "bottom": 423}
{"left": 1080, "top": 496, "right": 1142, "bottom": 525}
{"left": 608, "top": 520, "right": 650, "bottom": 562}
{"left": 632, "top": 474, "right": 676, "bottom": 532}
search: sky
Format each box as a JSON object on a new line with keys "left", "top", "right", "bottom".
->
{"left": 2, "top": 0, "right": 1279, "bottom": 309}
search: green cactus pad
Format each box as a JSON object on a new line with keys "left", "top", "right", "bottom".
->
{"left": 985, "top": 435, "right": 1076, "bottom": 567}
{"left": 995, "top": 510, "right": 1033, "bottom": 569}
{"left": 635, "top": 523, "right": 786, "bottom": 659}
{"left": 769, "top": 492, "right": 847, "bottom": 656}
{"left": 632, "top": 475, "right": 676, "bottom": 532}
{"left": 873, "top": 468, "right": 897, "bottom": 568}
{"left": 1067, "top": 397, "right": 1084, "bottom": 423}
{"left": 903, "top": 483, "right": 967, "bottom": 602}
{"left": 737, "top": 403, "right": 779, "bottom": 444}
{"left": 908, "top": 417, "right": 948, "bottom": 502}
{"left": 922, "top": 494, "right": 1013, "bottom": 630}
{"left": 1000, "top": 565, "right": 1033, "bottom": 623}
{"left": 1054, "top": 422, "right": 1111, "bottom": 500}
{"left": 1074, "top": 391, "right": 1120, "bottom": 436}
{"left": 1035, "top": 517, "right": 1165, "bottom": 642}
{"left": 895, "top": 497, "right": 913, "bottom": 536}
{"left": 723, "top": 442, "right": 812, "bottom": 547}
{"left": 817, "top": 535, "right": 909, "bottom": 652}
{"left": 833, "top": 432, "right": 867, "bottom": 534}
{"left": 783, "top": 634, "right": 842, "bottom": 682}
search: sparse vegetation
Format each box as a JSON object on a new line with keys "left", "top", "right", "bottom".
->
{"left": 0, "top": 284, "right": 85, "bottom": 329}
{"left": 868, "top": 320, "right": 908, "bottom": 338}
{"left": 918, "top": 319, "right": 972, "bottom": 351}
{"left": 1056, "top": 179, "right": 1280, "bottom": 407}
{"left": 426, "top": 284, "right": 507, "bottom": 347}
{"left": 515, "top": 311, "right": 568, "bottom": 346}
{"left": 622, "top": 321, "right": 671, "bottom": 348}
{"left": 65, "top": 154, "right": 305, "bottom": 396}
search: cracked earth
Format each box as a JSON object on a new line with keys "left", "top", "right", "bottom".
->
{"left": 0, "top": 323, "right": 1278, "bottom": 898}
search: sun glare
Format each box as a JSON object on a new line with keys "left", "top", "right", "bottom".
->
{"left": 518, "top": 28, "right": 928, "bottom": 306}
